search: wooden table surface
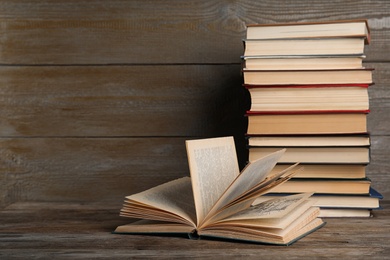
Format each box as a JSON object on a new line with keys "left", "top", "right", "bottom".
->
{"left": 1, "top": 200, "right": 389, "bottom": 259}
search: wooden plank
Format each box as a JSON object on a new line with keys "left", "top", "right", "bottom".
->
{"left": 0, "top": 0, "right": 388, "bottom": 64}
{"left": 367, "top": 63, "right": 390, "bottom": 135}
{"left": 367, "top": 135, "right": 390, "bottom": 199}
{"left": 0, "top": 137, "right": 248, "bottom": 208}
{"left": 0, "top": 137, "right": 188, "bottom": 208}
{"left": 0, "top": 201, "right": 389, "bottom": 258}
{"left": 0, "top": 65, "right": 247, "bottom": 137}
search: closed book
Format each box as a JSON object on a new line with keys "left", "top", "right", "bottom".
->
{"left": 246, "top": 19, "right": 370, "bottom": 43}
{"left": 246, "top": 84, "right": 370, "bottom": 112}
{"left": 242, "top": 55, "right": 365, "bottom": 70}
{"left": 246, "top": 111, "right": 368, "bottom": 135}
{"left": 242, "top": 69, "right": 373, "bottom": 85}
{"left": 247, "top": 134, "right": 370, "bottom": 147}
{"left": 243, "top": 37, "right": 365, "bottom": 56}
{"left": 318, "top": 208, "right": 372, "bottom": 217}
{"left": 269, "top": 164, "right": 367, "bottom": 179}
{"left": 248, "top": 147, "right": 370, "bottom": 164}
{"left": 269, "top": 178, "right": 371, "bottom": 195}
{"left": 255, "top": 187, "right": 382, "bottom": 209}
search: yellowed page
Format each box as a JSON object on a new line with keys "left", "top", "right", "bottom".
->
{"left": 232, "top": 164, "right": 301, "bottom": 204}
{"left": 125, "top": 177, "right": 196, "bottom": 227}
{"left": 197, "top": 216, "right": 323, "bottom": 245}
{"left": 204, "top": 149, "right": 286, "bottom": 220}
{"left": 186, "top": 136, "right": 240, "bottom": 226}
{"left": 200, "top": 163, "right": 300, "bottom": 227}
{"left": 220, "top": 193, "right": 313, "bottom": 222}
{"left": 211, "top": 200, "right": 315, "bottom": 230}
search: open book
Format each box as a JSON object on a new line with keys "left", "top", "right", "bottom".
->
{"left": 114, "top": 136, "right": 324, "bottom": 245}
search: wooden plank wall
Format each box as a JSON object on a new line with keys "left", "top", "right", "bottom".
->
{"left": 0, "top": 0, "right": 389, "bottom": 208}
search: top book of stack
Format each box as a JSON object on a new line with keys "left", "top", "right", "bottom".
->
{"left": 242, "top": 20, "right": 371, "bottom": 73}
{"left": 246, "top": 20, "right": 370, "bottom": 42}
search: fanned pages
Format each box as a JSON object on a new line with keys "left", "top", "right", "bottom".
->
{"left": 114, "top": 136, "right": 324, "bottom": 245}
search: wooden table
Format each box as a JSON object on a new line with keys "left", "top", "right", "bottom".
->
{"left": 1, "top": 200, "right": 389, "bottom": 259}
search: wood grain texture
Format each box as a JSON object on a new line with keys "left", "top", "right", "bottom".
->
{"left": 368, "top": 63, "right": 390, "bottom": 136}
{"left": 0, "top": 201, "right": 389, "bottom": 258}
{"left": 0, "top": 0, "right": 389, "bottom": 212}
{"left": 0, "top": 0, "right": 389, "bottom": 257}
{"left": 0, "top": 137, "right": 248, "bottom": 207}
{"left": 0, "top": 138, "right": 189, "bottom": 208}
{"left": 0, "top": 0, "right": 388, "bottom": 64}
{"left": 0, "top": 65, "right": 247, "bottom": 137}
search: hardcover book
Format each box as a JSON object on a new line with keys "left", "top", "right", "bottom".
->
{"left": 246, "top": 111, "right": 368, "bottom": 135}
{"left": 248, "top": 146, "right": 370, "bottom": 164}
{"left": 114, "top": 136, "right": 324, "bottom": 245}
{"left": 246, "top": 84, "right": 370, "bottom": 112}
{"left": 246, "top": 19, "right": 370, "bottom": 43}
{"left": 243, "top": 37, "right": 365, "bottom": 56}
{"left": 270, "top": 178, "right": 371, "bottom": 195}
{"left": 255, "top": 187, "right": 382, "bottom": 209}
{"left": 242, "top": 68, "right": 373, "bottom": 85}
{"left": 254, "top": 187, "right": 383, "bottom": 217}
{"left": 242, "top": 55, "right": 365, "bottom": 70}
{"left": 268, "top": 164, "right": 367, "bottom": 179}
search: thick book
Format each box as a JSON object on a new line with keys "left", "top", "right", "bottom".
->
{"left": 242, "top": 55, "right": 366, "bottom": 70}
{"left": 248, "top": 147, "right": 370, "bottom": 164}
{"left": 242, "top": 68, "right": 373, "bottom": 85}
{"left": 246, "top": 111, "right": 368, "bottom": 135}
{"left": 269, "top": 164, "right": 367, "bottom": 179}
{"left": 269, "top": 178, "right": 371, "bottom": 195}
{"left": 243, "top": 37, "right": 366, "bottom": 56}
{"left": 246, "top": 19, "right": 370, "bottom": 43}
{"left": 246, "top": 84, "right": 370, "bottom": 112}
{"left": 319, "top": 208, "right": 372, "bottom": 218}
{"left": 114, "top": 136, "right": 324, "bottom": 245}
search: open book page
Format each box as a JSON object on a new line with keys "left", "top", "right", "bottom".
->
{"left": 202, "top": 149, "right": 286, "bottom": 223}
{"left": 216, "top": 193, "right": 313, "bottom": 224}
{"left": 210, "top": 200, "right": 316, "bottom": 230}
{"left": 186, "top": 136, "right": 240, "bottom": 226}
{"left": 270, "top": 207, "right": 321, "bottom": 237}
{"left": 230, "top": 164, "right": 301, "bottom": 205}
{"left": 197, "top": 212, "right": 323, "bottom": 245}
{"left": 201, "top": 163, "right": 300, "bottom": 226}
{"left": 123, "top": 177, "right": 196, "bottom": 227}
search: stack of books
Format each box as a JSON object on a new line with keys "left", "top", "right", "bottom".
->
{"left": 242, "top": 20, "right": 382, "bottom": 217}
